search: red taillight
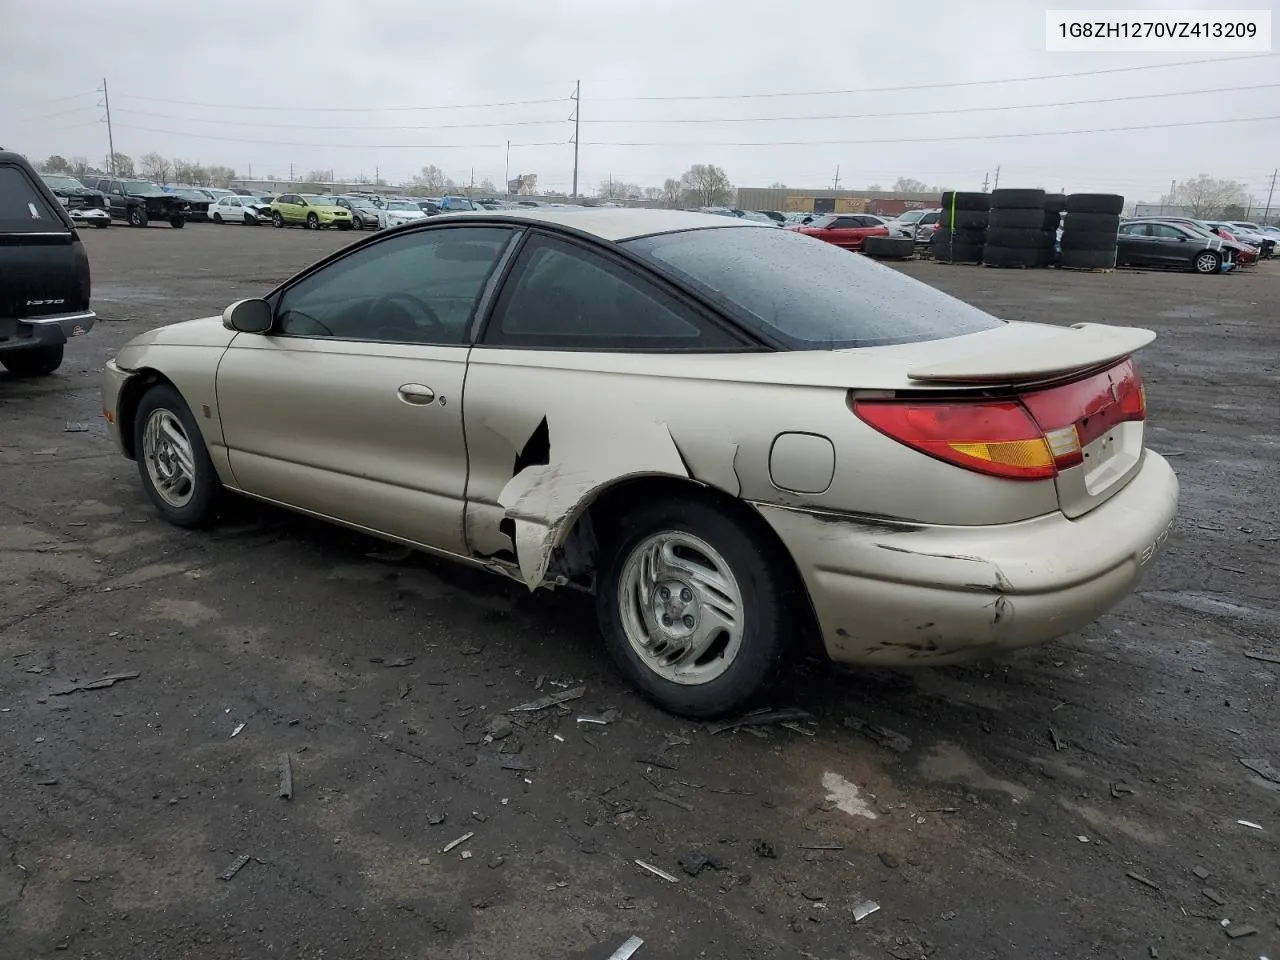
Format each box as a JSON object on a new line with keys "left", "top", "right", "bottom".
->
{"left": 852, "top": 359, "right": 1146, "bottom": 482}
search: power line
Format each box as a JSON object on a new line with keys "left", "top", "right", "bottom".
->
{"left": 112, "top": 123, "right": 567, "bottom": 149}
{"left": 20, "top": 89, "right": 98, "bottom": 108}
{"left": 582, "top": 114, "right": 1280, "bottom": 147}
{"left": 591, "top": 53, "right": 1276, "bottom": 102}
{"left": 584, "top": 82, "right": 1280, "bottom": 125}
{"left": 112, "top": 93, "right": 570, "bottom": 113}
{"left": 113, "top": 108, "right": 569, "bottom": 132}
{"left": 11, "top": 104, "right": 103, "bottom": 125}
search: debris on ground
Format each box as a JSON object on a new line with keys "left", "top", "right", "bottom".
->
{"left": 843, "top": 715, "right": 912, "bottom": 753}
{"left": 635, "top": 755, "right": 677, "bottom": 770}
{"left": 1243, "top": 650, "right": 1280, "bottom": 665}
{"left": 707, "top": 707, "right": 811, "bottom": 735}
{"left": 677, "top": 851, "right": 720, "bottom": 876}
{"left": 800, "top": 843, "right": 844, "bottom": 851}
{"left": 50, "top": 672, "right": 140, "bottom": 696}
{"left": 879, "top": 851, "right": 900, "bottom": 868}
{"left": 751, "top": 838, "right": 777, "bottom": 859}
{"left": 441, "top": 832, "right": 474, "bottom": 854}
{"left": 1126, "top": 870, "right": 1160, "bottom": 890}
{"left": 1223, "top": 924, "right": 1257, "bottom": 939}
{"left": 507, "top": 686, "right": 585, "bottom": 713}
{"left": 365, "top": 546, "right": 414, "bottom": 562}
{"left": 1236, "top": 820, "right": 1263, "bottom": 830}
{"left": 1192, "top": 866, "right": 1210, "bottom": 880}
{"left": 1110, "top": 781, "right": 1134, "bottom": 799}
{"left": 499, "top": 758, "right": 535, "bottom": 772}
{"left": 427, "top": 811, "right": 446, "bottom": 825}
{"left": 851, "top": 899, "right": 880, "bottom": 923}
{"left": 230, "top": 722, "right": 246, "bottom": 738}
{"left": 634, "top": 859, "right": 679, "bottom": 883}
{"left": 218, "top": 854, "right": 251, "bottom": 881}
{"left": 1202, "top": 888, "right": 1225, "bottom": 905}
{"left": 64, "top": 422, "right": 90, "bottom": 433}
{"left": 651, "top": 792, "right": 694, "bottom": 812}
{"left": 1239, "top": 758, "right": 1280, "bottom": 784}
{"left": 606, "top": 935, "right": 644, "bottom": 959}
{"left": 1048, "top": 727, "right": 1066, "bottom": 751}
{"left": 369, "top": 655, "right": 416, "bottom": 668}
{"left": 779, "top": 721, "right": 815, "bottom": 736}
{"left": 887, "top": 937, "right": 932, "bottom": 960}
{"left": 483, "top": 716, "right": 514, "bottom": 741}
{"left": 278, "top": 754, "right": 293, "bottom": 800}
{"left": 488, "top": 855, "right": 504, "bottom": 869}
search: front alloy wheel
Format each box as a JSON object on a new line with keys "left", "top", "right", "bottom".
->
{"left": 134, "top": 384, "right": 223, "bottom": 527}
{"left": 1194, "top": 251, "right": 1221, "bottom": 274}
{"left": 306, "top": 212, "right": 319, "bottom": 230}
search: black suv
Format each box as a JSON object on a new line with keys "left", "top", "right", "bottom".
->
{"left": 0, "top": 152, "right": 95, "bottom": 377}
{"left": 80, "top": 176, "right": 190, "bottom": 227}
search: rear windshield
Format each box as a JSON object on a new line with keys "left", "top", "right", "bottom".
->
{"left": 0, "top": 165, "right": 64, "bottom": 232}
{"left": 624, "top": 225, "right": 1004, "bottom": 349}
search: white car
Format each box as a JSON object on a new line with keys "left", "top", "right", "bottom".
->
{"left": 378, "top": 199, "right": 428, "bottom": 229}
{"left": 887, "top": 209, "right": 941, "bottom": 241}
{"left": 209, "top": 195, "right": 272, "bottom": 225}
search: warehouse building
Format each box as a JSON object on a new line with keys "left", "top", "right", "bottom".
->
{"left": 736, "top": 186, "right": 944, "bottom": 216}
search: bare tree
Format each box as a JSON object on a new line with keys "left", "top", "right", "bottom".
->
{"left": 411, "top": 165, "right": 449, "bottom": 194}
{"left": 660, "top": 178, "right": 683, "bottom": 208}
{"left": 304, "top": 169, "right": 330, "bottom": 185}
{"left": 41, "top": 155, "right": 71, "bottom": 173}
{"left": 206, "top": 165, "right": 237, "bottom": 188}
{"left": 140, "top": 152, "right": 170, "bottom": 183}
{"left": 111, "top": 153, "right": 135, "bottom": 177}
{"left": 477, "top": 177, "right": 497, "bottom": 194}
{"left": 598, "top": 178, "right": 641, "bottom": 200}
{"left": 768, "top": 181, "right": 786, "bottom": 189}
{"left": 69, "top": 156, "right": 92, "bottom": 178}
{"left": 679, "top": 164, "right": 733, "bottom": 207}
{"left": 516, "top": 174, "right": 539, "bottom": 195}
{"left": 1164, "top": 175, "right": 1249, "bottom": 218}
{"left": 642, "top": 186, "right": 662, "bottom": 202}
{"left": 893, "top": 177, "right": 938, "bottom": 194}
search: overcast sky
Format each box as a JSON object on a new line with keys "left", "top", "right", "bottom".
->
{"left": 2, "top": 0, "right": 1277, "bottom": 201}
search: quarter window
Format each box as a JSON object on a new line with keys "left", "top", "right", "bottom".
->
{"left": 0, "top": 165, "right": 61, "bottom": 230}
{"left": 276, "top": 226, "right": 513, "bottom": 345}
{"left": 482, "top": 234, "right": 741, "bottom": 350}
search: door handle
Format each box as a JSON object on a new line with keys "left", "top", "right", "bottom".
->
{"left": 397, "top": 383, "right": 436, "bottom": 405}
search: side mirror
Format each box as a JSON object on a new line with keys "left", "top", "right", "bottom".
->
{"left": 222, "top": 298, "right": 273, "bottom": 333}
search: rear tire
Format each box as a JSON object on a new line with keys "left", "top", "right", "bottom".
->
{"left": 169, "top": 216, "right": 185, "bottom": 228}
{"left": 988, "top": 208, "right": 1044, "bottom": 230}
{"left": 991, "top": 188, "right": 1046, "bottom": 208}
{"left": 1062, "top": 212, "right": 1121, "bottom": 233}
{"left": 272, "top": 211, "right": 285, "bottom": 228}
{"left": 1060, "top": 247, "right": 1118, "bottom": 269}
{"left": 595, "top": 497, "right": 794, "bottom": 718}
{"left": 1, "top": 344, "right": 63, "bottom": 377}
{"left": 939, "top": 191, "right": 991, "bottom": 212}
{"left": 94, "top": 220, "right": 110, "bottom": 229}
{"left": 1061, "top": 230, "right": 1119, "bottom": 251}
{"left": 982, "top": 245, "right": 1040, "bottom": 268}
{"left": 862, "top": 236, "right": 916, "bottom": 259}
{"left": 133, "top": 384, "right": 223, "bottom": 528}
{"left": 984, "top": 227, "right": 1047, "bottom": 249}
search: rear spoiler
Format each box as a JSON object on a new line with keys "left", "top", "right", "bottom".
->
{"left": 907, "top": 323, "right": 1156, "bottom": 384}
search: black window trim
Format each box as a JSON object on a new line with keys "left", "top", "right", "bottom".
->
{"left": 471, "top": 227, "right": 761, "bottom": 354}
{"left": 265, "top": 222, "right": 521, "bottom": 347}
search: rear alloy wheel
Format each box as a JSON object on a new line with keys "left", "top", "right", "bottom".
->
{"left": 596, "top": 498, "right": 793, "bottom": 718}
{"left": 272, "top": 211, "right": 285, "bottom": 228}
{"left": 134, "top": 384, "right": 223, "bottom": 527}
{"left": 94, "top": 219, "right": 110, "bottom": 229}
{"left": 306, "top": 212, "right": 319, "bottom": 230}
{"left": 1194, "top": 250, "right": 1223, "bottom": 274}
{"left": 1, "top": 344, "right": 64, "bottom": 377}
{"left": 128, "top": 206, "right": 148, "bottom": 227}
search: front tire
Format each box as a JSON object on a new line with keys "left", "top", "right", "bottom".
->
{"left": 213, "top": 213, "right": 223, "bottom": 224}
{"left": 306, "top": 213, "right": 319, "bottom": 230}
{"left": 1, "top": 344, "right": 64, "bottom": 377}
{"left": 128, "top": 206, "right": 148, "bottom": 227}
{"left": 94, "top": 219, "right": 110, "bottom": 229}
{"left": 133, "top": 384, "right": 223, "bottom": 528}
{"left": 170, "top": 215, "right": 185, "bottom": 228}
{"left": 595, "top": 497, "right": 794, "bottom": 718}
{"left": 244, "top": 214, "right": 254, "bottom": 226}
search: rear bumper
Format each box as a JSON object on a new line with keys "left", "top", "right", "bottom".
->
{"left": 1, "top": 311, "right": 96, "bottom": 353}
{"left": 757, "top": 452, "right": 1179, "bottom": 666}
{"left": 69, "top": 208, "right": 110, "bottom": 223}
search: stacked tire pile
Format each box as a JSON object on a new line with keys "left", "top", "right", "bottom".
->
{"left": 1059, "top": 193, "right": 1124, "bottom": 270}
{"left": 1040, "top": 194, "right": 1067, "bottom": 266}
{"left": 932, "top": 191, "right": 989, "bottom": 263}
{"left": 982, "top": 188, "right": 1050, "bottom": 268}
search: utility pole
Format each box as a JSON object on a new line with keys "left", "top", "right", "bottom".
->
{"left": 993, "top": 165, "right": 1001, "bottom": 190}
{"left": 982, "top": 171, "right": 990, "bottom": 192}
{"left": 832, "top": 165, "right": 841, "bottom": 191}
{"left": 289, "top": 162, "right": 294, "bottom": 181}
{"left": 1263, "top": 168, "right": 1278, "bottom": 222}
{"left": 375, "top": 165, "right": 379, "bottom": 186}
{"left": 469, "top": 167, "right": 474, "bottom": 197}
{"left": 571, "top": 80, "right": 580, "bottom": 199}
{"left": 504, "top": 140, "right": 510, "bottom": 198}
{"left": 101, "top": 78, "right": 116, "bottom": 175}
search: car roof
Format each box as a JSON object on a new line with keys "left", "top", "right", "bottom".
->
{"left": 426, "top": 207, "right": 765, "bottom": 242}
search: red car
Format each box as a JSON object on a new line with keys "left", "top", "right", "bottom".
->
{"left": 785, "top": 214, "right": 889, "bottom": 250}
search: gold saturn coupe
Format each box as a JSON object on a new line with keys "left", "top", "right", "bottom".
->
{"left": 101, "top": 209, "right": 1179, "bottom": 717}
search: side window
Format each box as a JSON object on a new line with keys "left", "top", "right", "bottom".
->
{"left": 483, "top": 235, "right": 742, "bottom": 351}
{"left": 0, "top": 165, "right": 61, "bottom": 230}
{"left": 830, "top": 217, "right": 854, "bottom": 229}
{"left": 276, "top": 226, "right": 513, "bottom": 345}
{"left": 919, "top": 213, "right": 939, "bottom": 226}
{"left": 1150, "top": 224, "right": 1181, "bottom": 239}
{"left": 110, "top": 183, "right": 124, "bottom": 196}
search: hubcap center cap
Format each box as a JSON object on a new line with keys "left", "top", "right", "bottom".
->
{"left": 652, "top": 580, "right": 698, "bottom": 639}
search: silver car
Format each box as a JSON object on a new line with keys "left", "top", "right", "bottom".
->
{"left": 100, "top": 209, "right": 1178, "bottom": 717}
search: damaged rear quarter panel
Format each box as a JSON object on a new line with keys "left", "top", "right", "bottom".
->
{"left": 462, "top": 349, "right": 850, "bottom": 587}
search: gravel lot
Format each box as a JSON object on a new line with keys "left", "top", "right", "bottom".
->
{"left": 2, "top": 223, "right": 1277, "bottom": 960}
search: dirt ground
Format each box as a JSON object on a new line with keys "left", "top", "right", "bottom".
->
{"left": 1, "top": 223, "right": 1276, "bottom": 960}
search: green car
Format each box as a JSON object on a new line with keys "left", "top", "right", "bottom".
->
{"left": 269, "top": 193, "right": 354, "bottom": 230}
